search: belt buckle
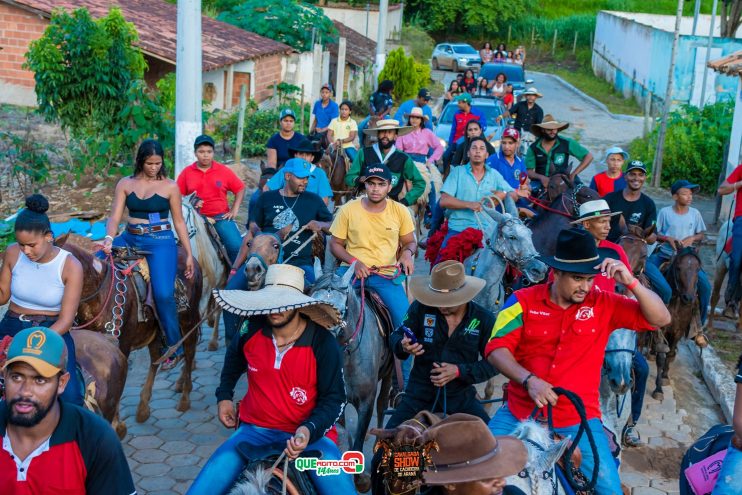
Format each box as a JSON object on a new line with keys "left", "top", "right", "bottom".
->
{"left": 18, "top": 314, "right": 31, "bottom": 322}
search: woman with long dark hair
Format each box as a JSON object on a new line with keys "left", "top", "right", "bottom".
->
{"left": 0, "top": 194, "right": 84, "bottom": 405}
{"left": 490, "top": 72, "right": 507, "bottom": 98}
{"left": 443, "top": 80, "right": 462, "bottom": 108}
{"left": 480, "top": 41, "right": 494, "bottom": 63}
{"left": 102, "top": 139, "right": 194, "bottom": 369}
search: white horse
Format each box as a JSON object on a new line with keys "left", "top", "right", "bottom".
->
{"left": 505, "top": 420, "right": 570, "bottom": 495}
{"left": 600, "top": 328, "right": 635, "bottom": 464}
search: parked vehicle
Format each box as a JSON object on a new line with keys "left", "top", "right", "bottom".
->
{"left": 434, "top": 97, "right": 506, "bottom": 150}
{"left": 431, "top": 43, "right": 482, "bottom": 72}
{"left": 479, "top": 62, "right": 534, "bottom": 100}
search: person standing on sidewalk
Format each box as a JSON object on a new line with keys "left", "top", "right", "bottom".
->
{"left": 711, "top": 353, "right": 742, "bottom": 495}
{"left": 717, "top": 163, "right": 742, "bottom": 315}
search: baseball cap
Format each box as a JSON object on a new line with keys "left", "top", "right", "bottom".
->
{"left": 417, "top": 88, "right": 431, "bottom": 100}
{"left": 625, "top": 160, "right": 647, "bottom": 174}
{"left": 502, "top": 128, "right": 520, "bottom": 141}
{"left": 320, "top": 82, "right": 333, "bottom": 93}
{"left": 363, "top": 164, "right": 392, "bottom": 183}
{"left": 671, "top": 179, "right": 700, "bottom": 195}
{"left": 193, "top": 134, "right": 215, "bottom": 150}
{"left": 282, "top": 158, "right": 312, "bottom": 179}
{"left": 279, "top": 108, "right": 296, "bottom": 121}
{"left": 3, "top": 327, "right": 65, "bottom": 378}
{"left": 454, "top": 93, "right": 472, "bottom": 104}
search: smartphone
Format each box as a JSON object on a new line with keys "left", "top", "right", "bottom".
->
{"left": 401, "top": 325, "right": 417, "bottom": 344}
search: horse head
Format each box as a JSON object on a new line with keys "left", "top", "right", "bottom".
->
{"left": 603, "top": 328, "right": 636, "bottom": 395}
{"left": 506, "top": 420, "right": 570, "bottom": 495}
{"left": 547, "top": 174, "right": 571, "bottom": 202}
{"left": 618, "top": 224, "right": 654, "bottom": 277}
{"left": 671, "top": 247, "right": 702, "bottom": 303}
{"left": 310, "top": 260, "right": 356, "bottom": 339}
{"left": 244, "top": 228, "right": 290, "bottom": 290}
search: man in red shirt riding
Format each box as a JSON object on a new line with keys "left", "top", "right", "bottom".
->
{"left": 177, "top": 134, "right": 246, "bottom": 263}
{"left": 486, "top": 228, "right": 670, "bottom": 494}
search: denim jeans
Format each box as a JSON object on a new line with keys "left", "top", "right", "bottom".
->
{"left": 223, "top": 263, "right": 315, "bottom": 344}
{"left": 648, "top": 253, "right": 711, "bottom": 324}
{"left": 188, "top": 423, "right": 356, "bottom": 495}
{"left": 113, "top": 226, "right": 181, "bottom": 356}
{"left": 429, "top": 200, "right": 446, "bottom": 236}
{"left": 631, "top": 350, "right": 649, "bottom": 424}
{"left": 489, "top": 403, "right": 621, "bottom": 495}
{"left": 343, "top": 147, "right": 358, "bottom": 163}
{"left": 712, "top": 437, "right": 742, "bottom": 494}
{"left": 725, "top": 217, "right": 742, "bottom": 305}
{"left": 212, "top": 217, "right": 243, "bottom": 264}
{"left": 644, "top": 260, "right": 672, "bottom": 305}
{"left": 0, "top": 315, "right": 82, "bottom": 406}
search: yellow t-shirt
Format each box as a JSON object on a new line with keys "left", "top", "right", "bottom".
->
{"left": 330, "top": 198, "right": 415, "bottom": 270}
{"left": 328, "top": 117, "right": 358, "bottom": 149}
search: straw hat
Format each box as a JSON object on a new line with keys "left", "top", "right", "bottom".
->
{"left": 521, "top": 87, "right": 543, "bottom": 98}
{"left": 531, "top": 114, "right": 569, "bottom": 136}
{"left": 570, "top": 199, "right": 622, "bottom": 224}
{"left": 404, "top": 106, "right": 430, "bottom": 122}
{"left": 213, "top": 265, "right": 341, "bottom": 329}
{"left": 409, "top": 261, "right": 485, "bottom": 308}
{"left": 362, "top": 119, "right": 414, "bottom": 137}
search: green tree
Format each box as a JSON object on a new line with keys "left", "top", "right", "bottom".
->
{"left": 405, "top": 0, "right": 527, "bottom": 34}
{"left": 378, "top": 47, "right": 430, "bottom": 103}
{"left": 218, "top": 0, "right": 336, "bottom": 51}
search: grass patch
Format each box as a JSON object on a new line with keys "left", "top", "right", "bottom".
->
{"left": 536, "top": 0, "right": 715, "bottom": 18}
{"left": 707, "top": 327, "right": 742, "bottom": 374}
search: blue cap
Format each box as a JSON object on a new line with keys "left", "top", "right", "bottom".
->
{"left": 282, "top": 158, "right": 312, "bottom": 179}
{"left": 279, "top": 108, "right": 296, "bottom": 121}
{"left": 604, "top": 146, "right": 629, "bottom": 163}
{"left": 671, "top": 180, "right": 699, "bottom": 195}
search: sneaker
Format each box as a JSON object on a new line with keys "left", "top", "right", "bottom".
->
{"left": 622, "top": 422, "right": 641, "bottom": 447}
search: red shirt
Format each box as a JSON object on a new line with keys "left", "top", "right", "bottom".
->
{"left": 726, "top": 164, "right": 742, "bottom": 219}
{"left": 176, "top": 161, "right": 244, "bottom": 217}
{"left": 485, "top": 284, "right": 655, "bottom": 427}
{"left": 503, "top": 93, "right": 514, "bottom": 108}
{"left": 452, "top": 111, "right": 481, "bottom": 143}
{"left": 547, "top": 239, "right": 631, "bottom": 293}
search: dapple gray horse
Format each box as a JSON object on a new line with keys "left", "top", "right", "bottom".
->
{"left": 600, "top": 328, "right": 635, "bottom": 461}
{"left": 310, "top": 260, "right": 392, "bottom": 491}
{"left": 505, "top": 420, "right": 570, "bottom": 495}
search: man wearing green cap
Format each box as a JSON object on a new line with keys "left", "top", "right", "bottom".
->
{"left": 0, "top": 327, "right": 135, "bottom": 493}
{"left": 447, "top": 93, "right": 486, "bottom": 147}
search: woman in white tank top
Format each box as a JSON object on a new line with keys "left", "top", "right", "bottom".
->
{"left": 0, "top": 194, "right": 84, "bottom": 405}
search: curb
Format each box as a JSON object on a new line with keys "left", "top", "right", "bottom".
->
{"left": 683, "top": 340, "right": 736, "bottom": 423}
{"left": 529, "top": 70, "right": 643, "bottom": 123}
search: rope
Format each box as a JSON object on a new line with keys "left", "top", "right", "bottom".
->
{"left": 430, "top": 384, "right": 448, "bottom": 419}
{"left": 72, "top": 255, "right": 116, "bottom": 330}
{"left": 154, "top": 304, "right": 221, "bottom": 364}
{"left": 282, "top": 232, "right": 318, "bottom": 264}
{"left": 529, "top": 196, "right": 574, "bottom": 218}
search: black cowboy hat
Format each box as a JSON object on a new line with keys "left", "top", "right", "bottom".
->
{"left": 288, "top": 138, "right": 323, "bottom": 163}
{"left": 540, "top": 228, "right": 616, "bottom": 275}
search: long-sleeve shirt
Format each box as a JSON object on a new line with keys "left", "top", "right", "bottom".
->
{"left": 345, "top": 145, "right": 427, "bottom": 205}
{"left": 394, "top": 128, "right": 444, "bottom": 163}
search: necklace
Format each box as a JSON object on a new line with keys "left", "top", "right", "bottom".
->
{"left": 281, "top": 190, "right": 300, "bottom": 211}
{"left": 274, "top": 321, "right": 305, "bottom": 350}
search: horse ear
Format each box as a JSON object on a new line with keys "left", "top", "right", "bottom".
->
{"left": 504, "top": 195, "right": 519, "bottom": 217}
{"left": 645, "top": 223, "right": 656, "bottom": 238}
{"left": 341, "top": 262, "right": 356, "bottom": 286}
{"left": 55, "top": 232, "right": 70, "bottom": 247}
{"left": 483, "top": 204, "right": 504, "bottom": 224}
{"left": 313, "top": 257, "right": 323, "bottom": 280}
{"left": 541, "top": 437, "right": 570, "bottom": 470}
{"left": 277, "top": 224, "right": 293, "bottom": 241}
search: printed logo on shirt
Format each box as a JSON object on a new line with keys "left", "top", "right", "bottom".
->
{"left": 216, "top": 180, "right": 223, "bottom": 188}
{"left": 248, "top": 364, "right": 258, "bottom": 372}
{"left": 553, "top": 153, "right": 566, "bottom": 166}
{"left": 289, "top": 387, "right": 308, "bottom": 405}
{"left": 424, "top": 327, "right": 434, "bottom": 339}
{"left": 463, "top": 318, "right": 480, "bottom": 336}
{"left": 575, "top": 307, "right": 594, "bottom": 321}
{"left": 529, "top": 310, "right": 551, "bottom": 316}
{"left": 424, "top": 314, "right": 436, "bottom": 327}
{"left": 630, "top": 212, "right": 642, "bottom": 224}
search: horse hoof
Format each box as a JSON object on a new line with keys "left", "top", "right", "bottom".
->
{"left": 207, "top": 340, "right": 218, "bottom": 352}
{"left": 135, "top": 407, "right": 151, "bottom": 423}
{"left": 116, "top": 422, "right": 128, "bottom": 440}
{"left": 661, "top": 377, "right": 670, "bottom": 386}
{"left": 354, "top": 473, "right": 371, "bottom": 493}
{"left": 652, "top": 391, "right": 664, "bottom": 401}
{"left": 174, "top": 381, "right": 184, "bottom": 394}
{"left": 176, "top": 398, "right": 191, "bottom": 413}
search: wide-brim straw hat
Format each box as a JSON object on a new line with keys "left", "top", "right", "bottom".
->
{"left": 212, "top": 265, "right": 341, "bottom": 329}
{"left": 531, "top": 114, "right": 569, "bottom": 136}
{"left": 363, "top": 119, "right": 414, "bottom": 137}
{"left": 570, "top": 199, "right": 622, "bottom": 224}
{"left": 404, "top": 106, "right": 430, "bottom": 122}
{"left": 521, "top": 87, "right": 543, "bottom": 98}
{"left": 409, "top": 261, "right": 485, "bottom": 308}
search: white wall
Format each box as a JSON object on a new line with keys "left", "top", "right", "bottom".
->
{"left": 284, "top": 51, "right": 317, "bottom": 102}
{"left": 202, "top": 60, "right": 255, "bottom": 111}
{"left": 0, "top": 82, "right": 36, "bottom": 107}
{"left": 720, "top": 78, "right": 742, "bottom": 223}
{"left": 322, "top": 4, "right": 402, "bottom": 43}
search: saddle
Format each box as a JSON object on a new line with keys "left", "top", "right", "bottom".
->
{"left": 363, "top": 287, "right": 394, "bottom": 339}
{"left": 234, "top": 441, "right": 320, "bottom": 495}
{"left": 201, "top": 216, "right": 232, "bottom": 268}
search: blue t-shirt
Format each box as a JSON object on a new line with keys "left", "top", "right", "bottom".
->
{"left": 312, "top": 100, "right": 339, "bottom": 129}
{"left": 266, "top": 165, "right": 333, "bottom": 200}
{"left": 487, "top": 151, "right": 526, "bottom": 189}
{"left": 266, "top": 132, "right": 305, "bottom": 168}
{"left": 441, "top": 163, "right": 513, "bottom": 232}
{"left": 393, "top": 100, "right": 433, "bottom": 130}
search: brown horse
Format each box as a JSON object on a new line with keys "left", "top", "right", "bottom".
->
{"left": 244, "top": 229, "right": 291, "bottom": 290}
{"left": 55, "top": 233, "right": 203, "bottom": 423}
{"left": 617, "top": 224, "right": 655, "bottom": 284}
{"left": 318, "top": 147, "right": 352, "bottom": 205}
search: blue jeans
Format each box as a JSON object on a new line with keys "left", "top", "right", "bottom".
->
{"left": 429, "top": 200, "right": 446, "bottom": 236}
{"left": 489, "top": 403, "right": 621, "bottom": 495}
{"left": 223, "top": 264, "right": 315, "bottom": 344}
{"left": 212, "top": 217, "right": 242, "bottom": 264}
{"left": 644, "top": 260, "right": 672, "bottom": 304}
{"left": 113, "top": 226, "right": 182, "bottom": 356}
{"left": 712, "top": 437, "right": 742, "bottom": 494}
{"left": 343, "top": 147, "right": 358, "bottom": 163}
{"left": 188, "top": 423, "right": 355, "bottom": 495}
{"left": 0, "top": 314, "right": 82, "bottom": 406}
{"left": 726, "top": 217, "right": 742, "bottom": 305}
{"left": 648, "top": 253, "right": 710, "bottom": 324}
{"left": 631, "top": 350, "right": 649, "bottom": 424}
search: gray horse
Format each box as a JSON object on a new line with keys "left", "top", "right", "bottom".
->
{"left": 600, "top": 328, "right": 635, "bottom": 460}
{"left": 505, "top": 420, "right": 570, "bottom": 495}
{"left": 310, "top": 260, "right": 392, "bottom": 491}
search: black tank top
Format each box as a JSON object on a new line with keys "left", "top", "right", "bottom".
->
{"left": 125, "top": 192, "right": 170, "bottom": 220}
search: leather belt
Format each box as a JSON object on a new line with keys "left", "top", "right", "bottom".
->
{"left": 127, "top": 223, "right": 172, "bottom": 235}
{"left": 6, "top": 310, "right": 57, "bottom": 323}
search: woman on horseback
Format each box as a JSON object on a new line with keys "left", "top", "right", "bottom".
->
{"left": 395, "top": 106, "right": 443, "bottom": 208}
{"left": 0, "top": 194, "right": 84, "bottom": 405}
{"left": 102, "top": 139, "right": 195, "bottom": 370}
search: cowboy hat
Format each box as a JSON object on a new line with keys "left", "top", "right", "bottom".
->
{"left": 422, "top": 414, "right": 527, "bottom": 485}
{"left": 409, "top": 261, "right": 485, "bottom": 308}
{"left": 403, "top": 106, "right": 429, "bottom": 122}
{"left": 531, "top": 114, "right": 569, "bottom": 136}
{"left": 540, "top": 228, "right": 616, "bottom": 275}
{"left": 213, "top": 265, "right": 341, "bottom": 329}
{"left": 521, "top": 87, "right": 543, "bottom": 98}
{"left": 288, "top": 137, "right": 323, "bottom": 163}
{"left": 570, "top": 199, "right": 622, "bottom": 224}
{"left": 362, "top": 119, "right": 414, "bottom": 137}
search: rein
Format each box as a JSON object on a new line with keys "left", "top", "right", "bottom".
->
{"left": 529, "top": 195, "right": 574, "bottom": 219}
{"left": 346, "top": 264, "right": 401, "bottom": 351}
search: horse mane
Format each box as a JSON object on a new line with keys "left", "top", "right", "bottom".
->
{"left": 228, "top": 467, "right": 274, "bottom": 495}
{"left": 512, "top": 419, "right": 553, "bottom": 449}
{"left": 55, "top": 235, "right": 101, "bottom": 277}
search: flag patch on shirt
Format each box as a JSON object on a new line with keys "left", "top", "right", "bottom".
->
{"left": 490, "top": 297, "right": 523, "bottom": 340}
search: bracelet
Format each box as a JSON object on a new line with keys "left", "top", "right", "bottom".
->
{"left": 229, "top": 268, "right": 237, "bottom": 274}
{"left": 627, "top": 278, "right": 640, "bottom": 291}
{"left": 104, "top": 235, "right": 114, "bottom": 241}
{"left": 404, "top": 247, "right": 416, "bottom": 257}
{"left": 521, "top": 372, "right": 536, "bottom": 390}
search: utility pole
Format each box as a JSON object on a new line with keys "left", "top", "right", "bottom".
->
{"left": 174, "top": 0, "right": 202, "bottom": 177}
{"left": 335, "top": 37, "right": 346, "bottom": 103}
{"left": 374, "top": 0, "right": 389, "bottom": 81}
{"left": 692, "top": 0, "right": 702, "bottom": 35}
{"left": 652, "top": 0, "right": 684, "bottom": 188}
{"left": 699, "top": 0, "right": 719, "bottom": 107}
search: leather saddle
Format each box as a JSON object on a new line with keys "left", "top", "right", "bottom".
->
{"left": 362, "top": 287, "right": 394, "bottom": 339}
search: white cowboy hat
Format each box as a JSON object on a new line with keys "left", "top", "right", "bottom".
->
{"left": 521, "top": 87, "right": 543, "bottom": 98}
{"left": 403, "top": 106, "right": 429, "bottom": 122}
{"left": 570, "top": 199, "right": 622, "bottom": 224}
{"left": 213, "top": 264, "right": 341, "bottom": 329}
{"left": 363, "top": 119, "right": 414, "bottom": 137}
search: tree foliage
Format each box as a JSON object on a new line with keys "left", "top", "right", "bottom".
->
{"left": 405, "top": 0, "right": 527, "bottom": 35}
{"left": 378, "top": 48, "right": 430, "bottom": 103}
{"left": 217, "top": 0, "right": 336, "bottom": 51}
{"left": 720, "top": 0, "right": 742, "bottom": 38}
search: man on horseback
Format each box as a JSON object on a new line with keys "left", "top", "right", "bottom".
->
{"left": 177, "top": 134, "right": 246, "bottom": 263}
{"left": 309, "top": 83, "right": 339, "bottom": 144}
{"left": 716, "top": 163, "right": 742, "bottom": 316}
{"left": 486, "top": 228, "right": 670, "bottom": 495}
{"left": 487, "top": 128, "right": 531, "bottom": 210}
{"left": 1, "top": 327, "right": 136, "bottom": 494}
{"left": 265, "top": 137, "right": 333, "bottom": 205}
{"left": 195, "top": 264, "right": 355, "bottom": 494}
{"left": 267, "top": 108, "right": 305, "bottom": 170}
{"left": 393, "top": 88, "right": 434, "bottom": 131}
{"left": 345, "top": 119, "right": 427, "bottom": 207}
{"left": 498, "top": 86, "right": 544, "bottom": 134}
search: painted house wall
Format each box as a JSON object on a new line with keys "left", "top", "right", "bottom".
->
{"left": 321, "top": 3, "right": 402, "bottom": 43}
{"left": 719, "top": 78, "right": 742, "bottom": 223}
{"left": 593, "top": 11, "right": 742, "bottom": 110}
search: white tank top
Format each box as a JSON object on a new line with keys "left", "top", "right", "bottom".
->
{"left": 10, "top": 249, "right": 70, "bottom": 312}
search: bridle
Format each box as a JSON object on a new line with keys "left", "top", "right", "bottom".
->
{"left": 245, "top": 232, "right": 284, "bottom": 274}
{"left": 664, "top": 248, "right": 702, "bottom": 296}
{"left": 518, "top": 437, "right": 559, "bottom": 495}
{"left": 488, "top": 217, "right": 539, "bottom": 271}
{"left": 617, "top": 232, "right": 648, "bottom": 276}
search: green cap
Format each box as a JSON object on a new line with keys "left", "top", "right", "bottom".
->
{"left": 454, "top": 93, "right": 472, "bottom": 103}
{"left": 3, "top": 327, "right": 65, "bottom": 378}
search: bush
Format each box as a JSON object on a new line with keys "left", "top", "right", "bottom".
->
{"left": 503, "top": 14, "right": 596, "bottom": 50}
{"left": 401, "top": 24, "right": 435, "bottom": 63}
{"left": 628, "top": 101, "right": 734, "bottom": 193}
{"left": 378, "top": 48, "right": 431, "bottom": 103}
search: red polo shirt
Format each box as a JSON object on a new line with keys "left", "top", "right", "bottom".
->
{"left": 726, "top": 164, "right": 742, "bottom": 219}
{"left": 176, "top": 161, "right": 244, "bottom": 217}
{"left": 485, "top": 284, "right": 655, "bottom": 427}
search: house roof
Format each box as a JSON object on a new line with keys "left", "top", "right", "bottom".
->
{"left": 4, "top": 0, "right": 292, "bottom": 71}
{"left": 708, "top": 50, "right": 742, "bottom": 77}
{"left": 328, "top": 20, "right": 375, "bottom": 67}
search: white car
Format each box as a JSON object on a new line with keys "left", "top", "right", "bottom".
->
{"left": 431, "top": 43, "right": 482, "bottom": 72}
